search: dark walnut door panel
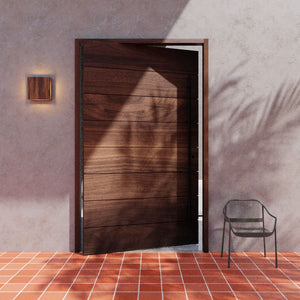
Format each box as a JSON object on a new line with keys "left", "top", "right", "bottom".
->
{"left": 81, "top": 41, "right": 198, "bottom": 254}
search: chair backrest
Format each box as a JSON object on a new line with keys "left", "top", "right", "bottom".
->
{"left": 224, "top": 199, "right": 264, "bottom": 223}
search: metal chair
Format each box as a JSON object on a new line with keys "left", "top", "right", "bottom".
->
{"left": 221, "top": 199, "right": 278, "bottom": 268}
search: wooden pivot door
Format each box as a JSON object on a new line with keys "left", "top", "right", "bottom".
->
{"left": 77, "top": 40, "right": 199, "bottom": 254}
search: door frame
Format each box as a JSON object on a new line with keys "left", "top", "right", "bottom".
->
{"left": 75, "top": 39, "right": 209, "bottom": 252}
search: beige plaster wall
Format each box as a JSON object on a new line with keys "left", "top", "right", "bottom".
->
{"left": 0, "top": 0, "right": 299, "bottom": 251}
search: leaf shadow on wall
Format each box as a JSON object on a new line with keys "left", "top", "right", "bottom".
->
{"left": 209, "top": 62, "right": 300, "bottom": 251}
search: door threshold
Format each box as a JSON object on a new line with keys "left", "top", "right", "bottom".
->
{"left": 127, "top": 244, "right": 202, "bottom": 252}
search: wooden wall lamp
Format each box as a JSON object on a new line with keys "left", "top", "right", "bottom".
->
{"left": 27, "top": 76, "right": 52, "bottom": 101}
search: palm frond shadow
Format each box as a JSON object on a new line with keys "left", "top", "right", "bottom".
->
{"left": 210, "top": 63, "right": 300, "bottom": 250}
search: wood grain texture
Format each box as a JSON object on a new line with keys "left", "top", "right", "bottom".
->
{"left": 83, "top": 42, "right": 198, "bottom": 74}
{"left": 84, "top": 173, "right": 188, "bottom": 201}
{"left": 84, "top": 197, "right": 188, "bottom": 228}
{"left": 83, "top": 120, "right": 188, "bottom": 148}
{"left": 83, "top": 67, "right": 195, "bottom": 98}
{"left": 84, "top": 147, "right": 188, "bottom": 174}
{"left": 83, "top": 221, "right": 198, "bottom": 254}
{"left": 83, "top": 94, "right": 188, "bottom": 123}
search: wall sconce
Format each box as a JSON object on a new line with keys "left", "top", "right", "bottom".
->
{"left": 27, "top": 76, "right": 52, "bottom": 101}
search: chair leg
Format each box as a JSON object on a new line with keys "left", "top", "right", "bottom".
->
{"left": 263, "top": 236, "right": 266, "bottom": 257}
{"left": 228, "top": 230, "right": 231, "bottom": 268}
{"left": 274, "top": 228, "right": 278, "bottom": 268}
{"left": 221, "top": 219, "right": 226, "bottom": 257}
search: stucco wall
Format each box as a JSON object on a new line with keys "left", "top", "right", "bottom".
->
{"left": 0, "top": 0, "right": 299, "bottom": 251}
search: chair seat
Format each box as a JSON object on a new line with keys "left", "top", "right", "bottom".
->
{"left": 232, "top": 227, "right": 273, "bottom": 238}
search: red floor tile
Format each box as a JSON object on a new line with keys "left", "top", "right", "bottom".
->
{"left": 78, "top": 270, "right": 99, "bottom": 276}
{"left": 275, "top": 283, "right": 300, "bottom": 292}
{"left": 70, "top": 283, "right": 94, "bottom": 292}
{"left": 39, "top": 292, "right": 66, "bottom": 300}
{"left": 211, "top": 292, "right": 236, "bottom": 299}
{"left": 204, "top": 276, "right": 227, "bottom": 284}
{"left": 234, "top": 292, "right": 261, "bottom": 300}
{"left": 99, "top": 270, "right": 119, "bottom": 276}
{"left": 0, "top": 292, "right": 19, "bottom": 299}
{"left": 8, "top": 276, "right": 33, "bottom": 284}
{"left": 187, "top": 292, "right": 211, "bottom": 300}
{"left": 180, "top": 269, "right": 202, "bottom": 276}
{"left": 139, "top": 292, "right": 162, "bottom": 300}
{"left": 116, "top": 283, "right": 138, "bottom": 291}
{"left": 0, "top": 276, "right": 13, "bottom": 283}
{"left": 140, "top": 270, "right": 160, "bottom": 276}
{"left": 163, "top": 283, "right": 185, "bottom": 292}
{"left": 0, "top": 270, "right": 19, "bottom": 276}
{"left": 281, "top": 292, "right": 300, "bottom": 300}
{"left": 182, "top": 275, "right": 205, "bottom": 283}
{"left": 1, "top": 283, "right": 27, "bottom": 291}
{"left": 140, "top": 283, "right": 161, "bottom": 292}
{"left": 207, "top": 283, "right": 231, "bottom": 292}
{"left": 114, "top": 292, "right": 138, "bottom": 300}
{"left": 161, "top": 269, "right": 181, "bottom": 276}
{"left": 15, "top": 292, "right": 43, "bottom": 300}
{"left": 93, "top": 283, "right": 116, "bottom": 291}
{"left": 252, "top": 283, "right": 278, "bottom": 292}
{"left": 162, "top": 276, "right": 182, "bottom": 283}
{"left": 163, "top": 292, "right": 187, "bottom": 300}
{"left": 140, "top": 276, "right": 161, "bottom": 283}
{"left": 64, "top": 292, "right": 90, "bottom": 300}
{"left": 73, "top": 276, "right": 96, "bottom": 284}
{"left": 30, "top": 277, "right": 53, "bottom": 285}
{"left": 89, "top": 292, "right": 114, "bottom": 300}
{"left": 23, "top": 284, "right": 49, "bottom": 292}
{"left": 185, "top": 283, "right": 207, "bottom": 291}
{"left": 259, "top": 292, "right": 286, "bottom": 299}
{"left": 241, "top": 269, "right": 264, "bottom": 276}
{"left": 120, "top": 269, "right": 140, "bottom": 276}
{"left": 246, "top": 276, "right": 271, "bottom": 284}
{"left": 225, "top": 276, "right": 248, "bottom": 284}
{"left": 118, "top": 276, "right": 139, "bottom": 283}
{"left": 46, "top": 283, "right": 71, "bottom": 292}
{"left": 96, "top": 275, "right": 118, "bottom": 283}
{"left": 17, "top": 270, "right": 39, "bottom": 276}
{"left": 229, "top": 283, "right": 255, "bottom": 292}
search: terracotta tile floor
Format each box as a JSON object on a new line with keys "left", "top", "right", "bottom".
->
{"left": 0, "top": 251, "right": 299, "bottom": 299}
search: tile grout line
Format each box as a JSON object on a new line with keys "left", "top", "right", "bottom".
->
{"left": 210, "top": 252, "right": 238, "bottom": 299}
{"left": 36, "top": 252, "right": 74, "bottom": 300}
{"left": 62, "top": 254, "right": 90, "bottom": 300}
{"left": 87, "top": 254, "right": 107, "bottom": 300}
{"left": 244, "top": 251, "right": 287, "bottom": 300}
{"left": 193, "top": 252, "right": 213, "bottom": 299}
{"left": 175, "top": 253, "right": 189, "bottom": 300}
{"left": 158, "top": 253, "right": 164, "bottom": 300}
{"left": 0, "top": 251, "right": 25, "bottom": 292}
{"left": 136, "top": 252, "right": 142, "bottom": 300}
{"left": 12, "top": 251, "right": 56, "bottom": 299}
{"left": 112, "top": 253, "right": 125, "bottom": 300}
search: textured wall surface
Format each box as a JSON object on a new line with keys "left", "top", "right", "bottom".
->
{"left": 0, "top": 0, "right": 299, "bottom": 251}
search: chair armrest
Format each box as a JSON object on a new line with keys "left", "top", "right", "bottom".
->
{"left": 263, "top": 206, "right": 277, "bottom": 233}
